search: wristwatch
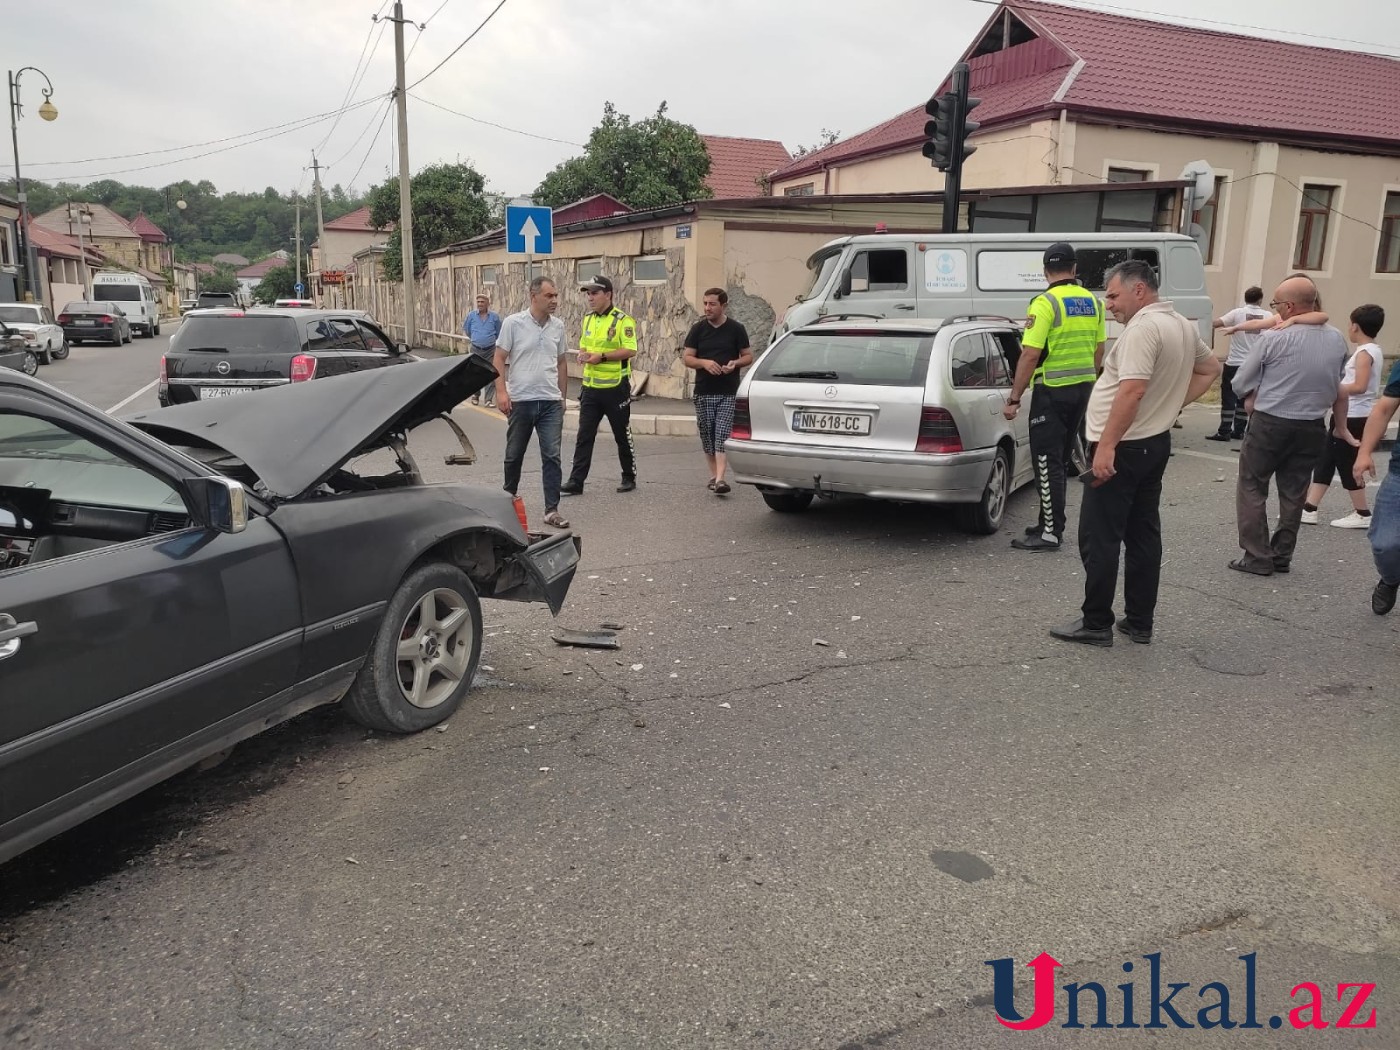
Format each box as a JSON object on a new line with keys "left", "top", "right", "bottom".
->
{"left": 1007, "top": 398, "right": 1021, "bottom": 406}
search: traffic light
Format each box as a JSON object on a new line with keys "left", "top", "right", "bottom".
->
{"left": 922, "top": 93, "right": 957, "bottom": 172}
{"left": 960, "top": 93, "right": 982, "bottom": 163}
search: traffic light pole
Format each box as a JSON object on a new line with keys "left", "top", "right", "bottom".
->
{"left": 941, "top": 63, "right": 971, "bottom": 234}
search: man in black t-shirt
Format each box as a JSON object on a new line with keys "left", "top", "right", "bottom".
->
{"left": 683, "top": 288, "right": 753, "bottom": 494}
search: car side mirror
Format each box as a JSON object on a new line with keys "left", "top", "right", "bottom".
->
{"left": 836, "top": 270, "right": 852, "bottom": 299}
{"left": 186, "top": 477, "right": 248, "bottom": 534}
{"left": 396, "top": 342, "right": 410, "bottom": 355}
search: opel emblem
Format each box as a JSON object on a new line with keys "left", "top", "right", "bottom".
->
{"left": 216, "top": 361, "right": 231, "bottom": 375}
{"left": 824, "top": 385, "right": 837, "bottom": 399}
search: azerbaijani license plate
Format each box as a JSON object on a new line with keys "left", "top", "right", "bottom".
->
{"left": 74, "top": 320, "right": 95, "bottom": 326}
{"left": 198, "top": 386, "right": 252, "bottom": 399}
{"left": 791, "top": 411, "right": 872, "bottom": 435}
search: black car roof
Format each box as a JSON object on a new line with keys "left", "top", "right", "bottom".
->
{"left": 185, "top": 309, "right": 379, "bottom": 320}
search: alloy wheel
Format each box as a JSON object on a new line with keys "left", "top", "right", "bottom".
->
{"left": 395, "top": 588, "right": 476, "bottom": 709}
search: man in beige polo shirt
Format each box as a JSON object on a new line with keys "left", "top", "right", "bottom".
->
{"left": 1050, "top": 259, "right": 1221, "bottom": 647}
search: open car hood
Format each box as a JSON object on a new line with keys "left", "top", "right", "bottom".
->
{"left": 127, "top": 354, "right": 494, "bottom": 500}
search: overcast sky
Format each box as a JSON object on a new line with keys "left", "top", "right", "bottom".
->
{"left": 8, "top": 0, "right": 1398, "bottom": 202}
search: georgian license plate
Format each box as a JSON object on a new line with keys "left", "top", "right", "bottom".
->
{"left": 74, "top": 320, "right": 96, "bottom": 326}
{"left": 198, "top": 386, "right": 252, "bottom": 399}
{"left": 791, "top": 411, "right": 872, "bottom": 435}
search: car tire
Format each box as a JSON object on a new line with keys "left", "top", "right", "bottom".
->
{"left": 39, "top": 345, "right": 51, "bottom": 365}
{"left": 153, "top": 321, "right": 161, "bottom": 336}
{"left": 53, "top": 338, "right": 70, "bottom": 360}
{"left": 20, "top": 350, "right": 38, "bottom": 376}
{"left": 761, "top": 490, "right": 815, "bottom": 513}
{"left": 342, "top": 562, "right": 483, "bottom": 734}
{"left": 958, "top": 446, "right": 1011, "bottom": 535}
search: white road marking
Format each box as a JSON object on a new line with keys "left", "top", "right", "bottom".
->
{"left": 106, "top": 379, "right": 159, "bottom": 415}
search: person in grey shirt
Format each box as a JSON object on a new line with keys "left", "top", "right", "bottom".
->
{"left": 1229, "top": 276, "right": 1351, "bottom": 576}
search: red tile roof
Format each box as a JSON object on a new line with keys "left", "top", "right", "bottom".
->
{"left": 771, "top": 0, "right": 1400, "bottom": 180}
{"left": 129, "top": 211, "right": 168, "bottom": 243}
{"left": 24, "top": 219, "right": 90, "bottom": 261}
{"left": 701, "top": 135, "right": 792, "bottom": 197}
{"left": 324, "top": 205, "right": 389, "bottom": 232}
{"left": 237, "top": 256, "right": 289, "bottom": 279}
{"left": 553, "top": 193, "right": 631, "bottom": 225}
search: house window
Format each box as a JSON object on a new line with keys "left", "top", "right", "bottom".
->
{"left": 1377, "top": 192, "right": 1400, "bottom": 274}
{"left": 0, "top": 224, "right": 13, "bottom": 266}
{"left": 576, "top": 258, "right": 602, "bottom": 283}
{"left": 783, "top": 183, "right": 816, "bottom": 197}
{"left": 480, "top": 264, "right": 499, "bottom": 285}
{"left": 1294, "top": 184, "right": 1335, "bottom": 271}
{"left": 526, "top": 261, "right": 545, "bottom": 282}
{"left": 1194, "top": 176, "right": 1228, "bottom": 264}
{"left": 1106, "top": 167, "right": 1151, "bottom": 183}
{"left": 632, "top": 256, "right": 667, "bottom": 283}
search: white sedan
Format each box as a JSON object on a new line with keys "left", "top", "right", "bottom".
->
{"left": 0, "top": 303, "right": 68, "bottom": 365}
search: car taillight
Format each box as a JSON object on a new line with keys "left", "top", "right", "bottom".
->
{"left": 158, "top": 355, "right": 168, "bottom": 384}
{"left": 290, "top": 354, "right": 317, "bottom": 382}
{"left": 100, "top": 315, "right": 113, "bottom": 323}
{"left": 730, "top": 397, "right": 752, "bottom": 440}
{"left": 58, "top": 314, "right": 71, "bottom": 323}
{"left": 915, "top": 407, "right": 963, "bottom": 453}
{"left": 512, "top": 495, "right": 529, "bottom": 531}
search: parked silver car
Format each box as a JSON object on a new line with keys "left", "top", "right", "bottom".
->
{"left": 725, "top": 317, "right": 1035, "bottom": 533}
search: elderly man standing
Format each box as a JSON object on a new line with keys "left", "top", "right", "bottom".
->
{"left": 1229, "top": 276, "right": 1350, "bottom": 576}
{"left": 464, "top": 293, "right": 501, "bottom": 407}
{"left": 1050, "top": 260, "right": 1221, "bottom": 647}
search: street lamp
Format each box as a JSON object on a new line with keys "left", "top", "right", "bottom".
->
{"left": 7, "top": 67, "right": 58, "bottom": 302}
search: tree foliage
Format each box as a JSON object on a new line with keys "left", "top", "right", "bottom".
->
{"left": 533, "top": 102, "right": 712, "bottom": 211}
{"left": 792, "top": 129, "right": 841, "bottom": 158}
{"left": 200, "top": 268, "right": 240, "bottom": 294}
{"left": 0, "top": 177, "right": 367, "bottom": 264}
{"left": 368, "top": 162, "right": 492, "bottom": 281}
{"left": 251, "top": 262, "right": 298, "bottom": 304}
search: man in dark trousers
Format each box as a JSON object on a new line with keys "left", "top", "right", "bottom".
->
{"left": 1004, "top": 242, "right": 1105, "bottom": 551}
{"left": 561, "top": 275, "right": 639, "bottom": 495}
{"left": 1050, "top": 260, "right": 1220, "bottom": 647}
{"left": 682, "top": 288, "right": 752, "bottom": 494}
{"left": 1229, "top": 275, "right": 1350, "bottom": 576}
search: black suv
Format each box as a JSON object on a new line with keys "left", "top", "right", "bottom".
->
{"left": 194, "top": 292, "right": 238, "bottom": 310}
{"left": 159, "top": 308, "right": 412, "bottom": 406}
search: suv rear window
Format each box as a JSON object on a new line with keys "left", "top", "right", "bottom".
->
{"left": 754, "top": 331, "right": 933, "bottom": 387}
{"left": 171, "top": 315, "right": 301, "bottom": 354}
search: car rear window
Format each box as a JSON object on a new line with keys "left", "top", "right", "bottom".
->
{"left": 753, "top": 331, "right": 933, "bottom": 387}
{"left": 171, "top": 315, "right": 301, "bottom": 354}
{"left": 93, "top": 284, "right": 141, "bottom": 301}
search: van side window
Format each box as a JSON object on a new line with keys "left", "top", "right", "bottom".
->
{"left": 848, "top": 249, "right": 909, "bottom": 293}
{"left": 1073, "top": 248, "right": 1160, "bottom": 291}
{"left": 950, "top": 333, "right": 991, "bottom": 388}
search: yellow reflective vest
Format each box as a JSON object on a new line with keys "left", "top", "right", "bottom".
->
{"left": 1023, "top": 280, "right": 1104, "bottom": 387}
{"left": 580, "top": 307, "right": 638, "bottom": 389}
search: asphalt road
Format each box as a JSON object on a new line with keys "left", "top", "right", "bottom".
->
{"left": 1, "top": 351, "right": 1396, "bottom": 1049}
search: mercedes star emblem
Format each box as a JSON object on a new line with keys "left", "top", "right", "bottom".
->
{"left": 824, "top": 385, "right": 838, "bottom": 399}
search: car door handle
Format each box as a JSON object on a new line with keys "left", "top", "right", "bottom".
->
{"left": 894, "top": 303, "right": 916, "bottom": 311}
{"left": 0, "top": 614, "right": 37, "bottom": 660}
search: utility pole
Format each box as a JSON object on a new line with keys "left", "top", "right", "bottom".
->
{"left": 391, "top": 1, "right": 417, "bottom": 346}
{"left": 294, "top": 193, "right": 302, "bottom": 292}
{"left": 311, "top": 153, "right": 327, "bottom": 304}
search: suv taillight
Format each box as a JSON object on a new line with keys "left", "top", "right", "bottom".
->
{"left": 512, "top": 496, "right": 529, "bottom": 531}
{"left": 158, "top": 355, "right": 167, "bottom": 383}
{"left": 290, "top": 354, "right": 317, "bottom": 382}
{"left": 915, "top": 407, "right": 963, "bottom": 453}
{"left": 730, "top": 397, "right": 752, "bottom": 440}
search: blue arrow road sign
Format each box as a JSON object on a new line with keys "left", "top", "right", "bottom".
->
{"left": 294, "top": 282, "right": 305, "bottom": 296}
{"left": 505, "top": 204, "right": 553, "bottom": 255}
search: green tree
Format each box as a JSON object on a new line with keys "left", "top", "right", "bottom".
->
{"left": 200, "top": 268, "right": 239, "bottom": 294}
{"left": 792, "top": 129, "right": 841, "bottom": 158}
{"left": 251, "top": 262, "right": 297, "bottom": 304}
{"left": 367, "top": 162, "right": 492, "bottom": 280}
{"left": 533, "top": 102, "right": 712, "bottom": 211}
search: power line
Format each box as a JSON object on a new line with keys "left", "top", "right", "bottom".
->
{"left": 410, "top": 93, "right": 584, "bottom": 146}
{"left": 349, "top": 101, "right": 395, "bottom": 190}
{"left": 315, "top": 14, "right": 384, "bottom": 155}
{"left": 38, "top": 97, "right": 386, "bottom": 183}
{"left": 330, "top": 95, "right": 395, "bottom": 168}
{"left": 406, "top": 0, "right": 511, "bottom": 90}
{"left": 27, "top": 97, "right": 383, "bottom": 170}
{"left": 972, "top": 0, "right": 1400, "bottom": 56}
{"left": 406, "top": 0, "right": 454, "bottom": 59}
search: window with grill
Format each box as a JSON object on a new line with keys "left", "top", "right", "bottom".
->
{"left": 1294, "top": 184, "right": 1335, "bottom": 271}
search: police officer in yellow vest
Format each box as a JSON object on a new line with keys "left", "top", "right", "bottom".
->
{"left": 561, "top": 275, "right": 639, "bottom": 495}
{"left": 1003, "top": 242, "right": 1105, "bottom": 551}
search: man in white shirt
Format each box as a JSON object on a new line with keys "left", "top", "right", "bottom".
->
{"left": 1050, "top": 260, "right": 1221, "bottom": 647}
{"left": 1208, "top": 287, "right": 1269, "bottom": 441}
{"left": 495, "top": 277, "right": 570, "bottom": 529}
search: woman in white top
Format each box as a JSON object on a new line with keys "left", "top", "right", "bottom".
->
{"left": 1303, "top": 304, "right": 1385, "bottom": 528}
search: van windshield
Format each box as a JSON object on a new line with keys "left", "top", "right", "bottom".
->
{"left": 797, "top": 250, "right": 842, "bottom": 302}
{"left": 93, "top": 284, "right": 141, "bottom": 301}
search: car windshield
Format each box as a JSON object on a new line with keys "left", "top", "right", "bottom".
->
{"left": 0, "top": 306, "right": 40, "bottom": 324}
{"left": 797, "top": 249, "right": 842, "bottom": 302}
{"left": 93, "top": 284, "right": 141, "bottom": 301}
{"left": 173, "top": 315, "right": 300, "bottom": 353}
{"left": 754, "top": 331, "right": 933, "bottom": 387}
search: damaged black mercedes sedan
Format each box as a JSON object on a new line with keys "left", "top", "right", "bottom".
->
{"left": 0, "top": 355, "right": 579, "bottom": 864}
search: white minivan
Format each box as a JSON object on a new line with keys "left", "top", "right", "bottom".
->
{"left": 772, "top": 232, "right": 1212, "bottom": 345}
{"left": 91, "top": 271, "right": 161, "bottom": 338}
